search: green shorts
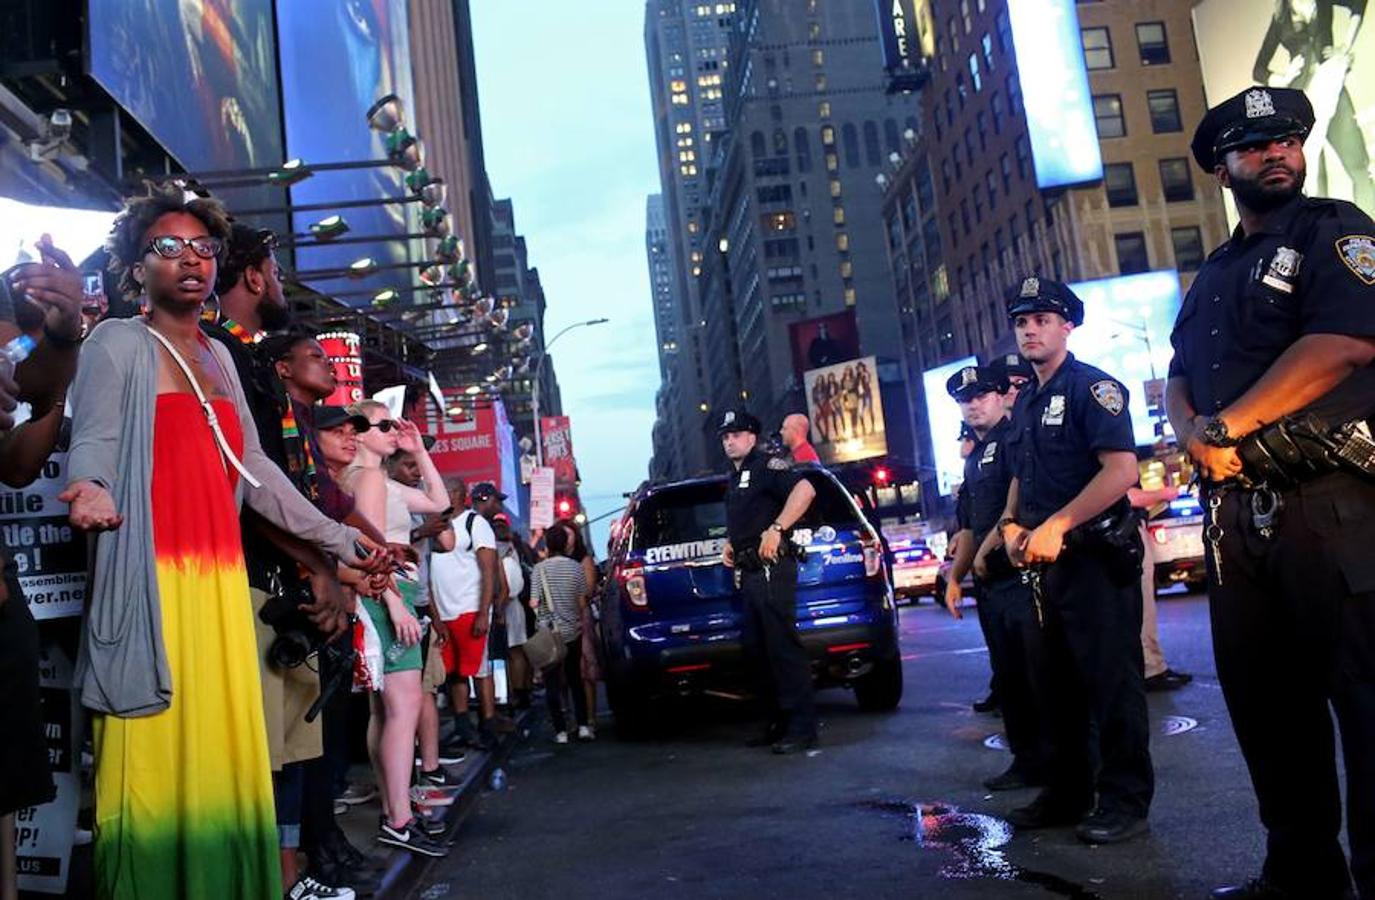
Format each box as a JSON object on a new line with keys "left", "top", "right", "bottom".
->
{"left": 362, "top": 578, "right": 423, "bottom": 674}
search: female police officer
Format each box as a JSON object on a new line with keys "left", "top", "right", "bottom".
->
{"left": 995, "top": 277, "right": 1154, "bottom": 845}
{"left": 717, "top": 407, "right": 819, "bottom": 754}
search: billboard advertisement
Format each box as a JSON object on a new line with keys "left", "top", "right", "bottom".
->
{"left": 804, "top": 356, "right": 888, "bottom": 465}
{"left": 788, "top": 309, "right": 861, "bottom": 380}
{"left": 1006, "top": 0, "right": 1103, "bottom": 188}
{"left": 87, "top": 0, "right": 283, "bottom": 197}
{"left": 540, "top": 416, "right": 579, "bottom": 491}
{"left": 276, "top": 0, "right": 418, "bottom": 299}
{"left": 873, "top": 0, "right": 935, "bottom": 91}
{"left": 426, "top": 395, "right": 509, "bottom": 493}
{"left": 921, "top": 356, "right": 977, "bottom": 496}
{"left": 316, "top": 331, "right": 364, "bottom": 407}
{"left": 1193, "top": 0, "right": 1375, "bottom": 214}
{"left": 1068, "top": 271, "right": 1181, "bottom": 446}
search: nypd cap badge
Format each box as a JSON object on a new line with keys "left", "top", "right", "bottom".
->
{"left": 1244, "top": 88, "right": 1276, "bottom": 119}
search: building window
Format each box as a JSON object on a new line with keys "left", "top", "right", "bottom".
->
{"left": 812, "top": 48, "right": 824, "bottom": 66}
{"left": 976, "top": 111, "right": 989, "bottom": 150}
{"left": 1093, "top": 94, "right": 1126, "bottom": 138}
{"left": 968, "top": 53, "right": 982, "bottom": 92}
{"left": 1104, "top": 162, "right": 1138, "bottom": 207}
{"left": 991, "top": 92, "right": 1004, "bottom": 134}
{"left": 863, "top": 120, "right": 882, "bottom": 166}
{"left": 819, "top": 101, "right": 831, "bottom": 119}
{"left": 982, "top": 32, "right": 995, "bottom": 70}
{"left": 1014, "top": 135, "right": 1031, "bottom": 179}
{"left": 762, "top": 211, "right": 797, "bottom": 232}
{"left": 833, "top": 206, "right": 846, "bottom": 225}
{"left": 1005, "top": 73, "right": 1022, "bottom": 117}
{"left": 1115, "top": 231, "right": 1150, "bottom": 274}
{"left": 829, "top": 179, "right": 842, "bottom": 198}
{"left": 844, "top": 287, "right": 857, "bottom": 306}
{"left": 1136, "top": 21, "right": 1170, "bottom": 65}
{"left": 996, "top": 9, "right": 1012, "bottom": 54}
{"left": 839, "top": 261, "right": 853, "bottom": 278}
{"left": 985, "top": 170, "right": 998, "bottom": 209}
{"left": 1000, "top": 153, "right": 1012, "bottom": 190}
{"left": 842, "top": 123, "right": 860, "bottom": 168}
{"left": 750, "top": 131, "right": 766, "bottom": 157}
{"left": 941, "top": 159, "right": 953, "bottom": 194}
{"left": 837, "top": 233, "right": 850, "bottom": 252}
{"left": 795, "top": 126, "right": 812, "bottom": 172}
{"left": 1147, "top": 89, "right": 1183, "bottom": 133}
{"left": 1172, "top": 225, "right": 1205, "bottom": 272}
{"left": 1081, "top": 26, "right": 1114, "bottom": 70}
{"left": 1159, "top": 157, "right": 1194, "bottom": 202}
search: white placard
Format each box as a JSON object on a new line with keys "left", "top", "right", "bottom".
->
{"left": 529, "top": 467, "right": 556, "bottom": 530}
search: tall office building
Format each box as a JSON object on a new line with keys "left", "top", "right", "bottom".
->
{"left": 880, "top": 0, "right": 1227, "bottom": 511}
{"left": 645, "top": 0, "right": 740, "bottom": 478}
{"left": 645, "top": 194, "right": 680, "bottom": 378}
{"left": 680, "top": 0, "right": 925, "bottom": 483}
{"left": 490, "top": 196, "right": 561, "bottom": 439}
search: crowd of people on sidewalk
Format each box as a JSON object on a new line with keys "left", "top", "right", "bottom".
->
{"left": 0, "top": 183, "right": 606, "bottom": 900}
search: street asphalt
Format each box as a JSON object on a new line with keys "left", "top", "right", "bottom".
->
{"left": 409, "top": 590, "right": 1348, "bottom": 900}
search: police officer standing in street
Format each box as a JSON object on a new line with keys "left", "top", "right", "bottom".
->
{"left": 718, "top": 407, "right": 820, "bottom": 754}
{"left": 996, "top": 277, "right": 1154, "bottom": 844}
{"left": 944, "top": 365, "right": 1050, "bottom": 792}
{"left": 1167, "top": 85, "right": 1375, "bottom": 900}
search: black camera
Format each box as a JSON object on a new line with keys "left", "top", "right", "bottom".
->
{"left": 258, "top": 578, "right": 324, "bottom": 669}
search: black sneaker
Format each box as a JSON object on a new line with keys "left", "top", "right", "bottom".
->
{"left": 286, "top": 875, "right": 357, "bottom": 900}
{"left": 376, "top": 819, "right": 447, "bottom": 858}
{"left": 418, "top": 767, "right": 463, "bottom": 790}
{"left": 436, "top": 744, "right": 467, "bottom": 766}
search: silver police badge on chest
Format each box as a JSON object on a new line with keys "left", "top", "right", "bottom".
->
{"left": 1041, "top": 395, "right": 1066, "bottom": 426}
{"left": 739, "top": 470, "right": 751, "bottom": 488}
{"left": 979, "top": 441, "right": 998, "bottom": 467}
{"left": 1261, "top": 246, "right": 1302, "bottom": 293}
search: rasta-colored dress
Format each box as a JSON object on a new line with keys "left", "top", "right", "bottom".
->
{"left": 92, "top": 394, "right": 278, "bottom": 899}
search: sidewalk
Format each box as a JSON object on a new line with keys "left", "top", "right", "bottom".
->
{"left": 335, "top": 708, "right": 534, "bottom": 900}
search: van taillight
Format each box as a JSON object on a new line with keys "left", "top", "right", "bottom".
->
{"left": 618, "top": 566, "right": 648, "bottom": 607}
{"left": 860, "top": 537, "right": 882, "bottom": 578}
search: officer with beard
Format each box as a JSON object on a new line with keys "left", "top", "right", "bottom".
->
{"left": 1167, "top": 85, "right": 1375, "bottom": 900}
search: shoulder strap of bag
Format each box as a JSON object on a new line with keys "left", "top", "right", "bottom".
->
{"left": 538, "top": 563, "right": 556, "bottom": 619}
{"left": 145, "top": 324, "right": 262, "bottom": 488}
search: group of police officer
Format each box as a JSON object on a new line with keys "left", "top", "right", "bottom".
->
{"left": 714, "top": 85, "right": 1373, "bottom": 898}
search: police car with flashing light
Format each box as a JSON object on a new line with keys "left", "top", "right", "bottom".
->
{"left": 599, "top": 467, "right": 903, "bottom": 734}
{"left": 1146, "top": 492, "right": 1207, "bottom": 592}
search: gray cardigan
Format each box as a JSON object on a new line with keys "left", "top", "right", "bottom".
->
{"left": 68, "top": 317, "right": 362, "bottom": 717}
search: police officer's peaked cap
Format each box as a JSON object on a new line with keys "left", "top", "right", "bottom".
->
{"left": 987, "top": 352, "right": 1033, "bottom": 384}
{"left": 945, "top": 365, "right": 1001, "bottom": 401}
{"left": 716, "top": 406, "right": 762, "bottom": 435}
{"left": 1190, "top": 85, "right": 1314, "bottom": 171}
{"left": 1005, "top": 275, "right": 1085, "bottom": 327}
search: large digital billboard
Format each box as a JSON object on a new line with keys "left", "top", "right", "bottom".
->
{"left": 804, "top": 356, "right": 888, "bottom": 465}
{"left": 277, "top": 0, "right": 418, "bottom": 299}
{"left": 87, "top": 0, "right": 283, "bottom": 183}
{"left": 920, "top": 356, "right": 977, "bottom": 496}
{"left": 1067, "top": 271, "right": 1181, "bottom": 447}
{"left": 788, "top": 309, "right": 861, "bottom": 379}
{"left": 1193, "top": 0, "right": 1375, "bottom": 215}
{"left": 1006, "top": 0, "right": 1103, "bottom": 189}
{"left": 873, "top": 0, "right": 935, "bottom": 91}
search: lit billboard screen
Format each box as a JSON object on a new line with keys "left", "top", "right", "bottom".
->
{"left": 804, "top": 356, "right": 889, "bottom": 465}
{"left": 921, "top": 355, "right": 977, "bottom": 496}
{"left": 276, "top": 0, "right": 418, "bottom": 299}
{"left": 1006, "top": 0, "right": 1103, "bottom": 188}
{"left": 874, "top": 0, "right": 935, "bottom": 91}
{"left": 1193, "top": 0, "right": 1375, "bottom": 216}
{"left": 1067, "top": 271, "right": 1182, "bottom": 446}
{"left": 87, "top": 0, "right": 283, "bottom": 196}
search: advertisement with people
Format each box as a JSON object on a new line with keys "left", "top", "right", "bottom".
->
{"left": 788, "top": 310, "right": 861, "bottom": 380}
{"left": 803, "top": 356, "right": 888, "bottom": 465}
{"left": 1194, "top": 0, "right": 1375, "bottom": 214}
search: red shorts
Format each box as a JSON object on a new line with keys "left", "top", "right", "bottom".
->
{"left": 440, "top": 613, "right": 490, "bottom": 678}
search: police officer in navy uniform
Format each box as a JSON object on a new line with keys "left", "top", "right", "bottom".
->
{"left": 996, "top": 276, "right": 1154, "bottom": 844}
{"left": 944, "top": 365, "right": 1050, "bottom": 792}
{"left": 718, "top": 407, "right": 820, "bottom": 754}
{"left": 987, "top": 352, "right": 1035, "bottom": 415}
{"left": 1167, "top": 85, "right": 1375, "bottom": 900}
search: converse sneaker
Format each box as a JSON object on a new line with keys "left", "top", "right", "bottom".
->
{"left": 576, "top": 725, "right": 596, "bottom": 742}
{"left": 286, "top": 874, "right": 357, "bottom": 900}
{"left": 553, "top": 731, "right": 569, "bottom": 745}
{"left": 410, "top": 785, "right": 457, "bottom": 807}
{"left": 337, "top": 783, "right": 378, "bottom": 806}
{"left": 376, "top": 819, "right": 447, "bottom": 858}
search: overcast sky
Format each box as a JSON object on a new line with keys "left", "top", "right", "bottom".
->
{"left": 471, "top": 2, "right": 662, "bottom": 551}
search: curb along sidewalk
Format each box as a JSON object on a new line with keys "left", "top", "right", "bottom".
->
{"left": 338, "top": 708, "right": 534, "bottom": 900}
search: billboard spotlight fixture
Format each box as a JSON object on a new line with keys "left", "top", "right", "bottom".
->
{"left": 471, "top": 342, "right": 488, "bottom": 355}
{"left": 419, "top": 264, "right": 446, "bottom": 286}
{"left": 421, "top": 207, "right": 449, "bottom": 238}
{"left": 464, "top": 384, "right": 481, "bottom": 396}
{"left": 419, "top": 179, "right": 447, "bottom": 209}
{"left": 309, "top": 215, "right": 350, "bottom": 239}
{"left": 433, "top": 235, "right": 461, "bottom": 263}
{"left": 405, "top": 168, "right": 435, "bottom": 193}
{"left": 268, "top": 158, "right": 312, "bottom": 186}
{"left": 371, "top": 288, "right": 400, "bottom": 307}
{"left": 346, "top": 257, "right": 379, "bottom": 278}
{"left": 366, "top": 94, "right": 405, "bottom": 133}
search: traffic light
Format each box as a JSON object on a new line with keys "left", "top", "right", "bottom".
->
{"left": 873, "top": 466, "right": 891, "bottom": 487}
{"left": 556, "top": 496, "right": 574, "bottom": 519}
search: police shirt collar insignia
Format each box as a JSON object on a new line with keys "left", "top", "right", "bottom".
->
{"left": 1244, "top": 88, "right": 1275, "bottom": 119}
{"left": 1091, "top": 379, "right": 1125, "bottom": 416}
{"left": 767, "top": 456, "right": 792, "bottom": 471}
{"left": 1019, "top": 276, "right": 1040, "bottom": 298}
{"left": 1336, "top": 235, "right": 1375, "bottom": 286}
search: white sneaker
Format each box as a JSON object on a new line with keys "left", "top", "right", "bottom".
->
{"left": 287, "top": 874, "right": 357, "bottom": 900}
{"left": 577, "top": 725, "right": 596, "bottom": 742}
{"left": 554, "top": 731, "right": 569, "bottom": 744}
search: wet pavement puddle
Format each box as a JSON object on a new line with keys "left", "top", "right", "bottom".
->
{"left": 856, "top": 799, "right": 1102, "bottom": 898}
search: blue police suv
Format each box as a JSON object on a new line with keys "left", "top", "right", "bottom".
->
{"left": 599, "top": 466, "right": 903, "bottom": 734}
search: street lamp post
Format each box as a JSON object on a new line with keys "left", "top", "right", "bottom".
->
{"left": 1110, "top": 318, "right": 1167, "bottom": 442}
{"left": 532, "top": 318, "right": 610, "bottom": 465}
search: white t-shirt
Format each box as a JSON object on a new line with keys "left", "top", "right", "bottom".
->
{"left": 501, "top": 548, "right": 525, "bottom": 600}
{"left": 429, "top": 510, "right": 497, "bottom": 620}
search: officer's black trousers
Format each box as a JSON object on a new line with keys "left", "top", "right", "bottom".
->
{"left": 1038, "top": 548, "right": 1154, "bottom": 817}
{"left": 976, "top": 574, "right": 1051, "bottom": 774}
{"left": 1207, "top": 475, "right": 1375, "bottom": 898}
{"left": 739, "top": 558, "right": 816, "bottom": 736}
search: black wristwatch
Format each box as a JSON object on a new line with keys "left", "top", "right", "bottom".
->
{"left": 1199, "top": 416, "right": 1239, "bottom": 447}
